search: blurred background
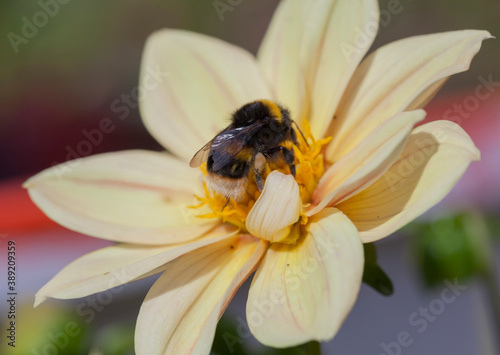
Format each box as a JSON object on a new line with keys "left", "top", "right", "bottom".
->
{"left": 0, "top": 0, "right": 499, "bottom": 354}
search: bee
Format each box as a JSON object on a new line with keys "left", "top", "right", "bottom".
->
{"left": 190, "top": 99, "right": 306, "bottom": 202}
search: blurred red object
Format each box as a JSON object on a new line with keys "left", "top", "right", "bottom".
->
{"left": 0, "top": 177, "right": 58, "bottom": 233}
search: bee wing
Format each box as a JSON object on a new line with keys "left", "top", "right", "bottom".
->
{"left": 190, "top": 125, "right": 235, "bottom": 168}
{"left": 189, "top": 139, "right": 213, "bottom": 168}
{"left": 211, "top": 120, "right": 268, "bottom": 171}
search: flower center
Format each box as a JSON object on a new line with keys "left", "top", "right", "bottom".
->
{"left": 190, "top": 120, "right": 331, "bottom": 232}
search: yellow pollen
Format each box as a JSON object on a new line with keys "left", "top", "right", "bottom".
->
{"left": 190, "top": 120, "right": 330, "bottom": 234}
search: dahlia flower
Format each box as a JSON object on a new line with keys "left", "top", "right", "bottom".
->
{"left": 25, "top": 0, "right": 491, "bottom": 353}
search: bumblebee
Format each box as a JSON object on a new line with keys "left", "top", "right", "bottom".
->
{"left": 190, "top": 99, "right": 305, "bottom": 202}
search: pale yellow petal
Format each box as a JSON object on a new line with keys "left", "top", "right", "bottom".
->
{"left": 135, "top": 235, "right": 267, "bottom": 355}
{"left": 34, "top": 225, "right": 237, "bottom": 307}
{"left": 258, "top": 0, "right": 378, "bottom": 132}
{"left": 258, "top": 0, "right": 311, "bottom": 121}
{"left": 246, "top": 171, "right": 301, "bottom": 243}
{"left": 247, "top": 208, "right": 363, "bottom": 348}
{"left": 309, "top": 110, "right": 426, "bottom": 216}
{"left": 327, "top": 30, "right": 492, "bottom": 162}
{"left": 302, "top": 0, "right": 379, "bottom": 137}
{"left": 140, "top": 29, "right": 273, "bottom": 161}
{"left": 338, "top": 121, "right": 480, "bottom": 243}
{"left": 24, "top": 150, "right": 217, "bottom": 245}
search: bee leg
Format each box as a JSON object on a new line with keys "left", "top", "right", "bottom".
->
{"left": 221, "top": 197, "right": 230, "bottom": 211}
{"left": 252, "top": 151, "right": 265, "bottom": 191}
{"left": 288, "top": 159, "right": 296, "bottom": 177}
{"left": 254, "top": 166, "right": 264, "bottom": 191}
{"left": 266, "top": 146, "right": 296, "bottom": 177}
{"left": 280, "top": 146, "right": 296, "bottom": 177}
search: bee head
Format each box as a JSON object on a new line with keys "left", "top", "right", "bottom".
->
{"left": 232, "top": 101, "right": 271, "bottom": 127}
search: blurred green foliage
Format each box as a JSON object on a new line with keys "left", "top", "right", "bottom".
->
{"left": 212, "top": 316, "right": 322, "bottom": 355}
{"left": 1, "top": 303, "right": 90, "bottom": 355}
{"left": 409, "top": 212, "right": 494, "bottom": 287}
{"left": 90, "top": 323, "right": 135, "bottom": 355}
{"left": 1, "top": 301, "right": 136, "bottom": 355}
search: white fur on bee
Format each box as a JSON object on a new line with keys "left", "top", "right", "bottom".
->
{"left": 206, "top": 173, "right": 249, "bottom": 202}
{"left": 254, "top": 153, "right": 266, "bottom": 171}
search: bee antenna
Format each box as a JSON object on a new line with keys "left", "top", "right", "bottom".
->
{"left": 292, "top": 120, "right": 309, "bottom": 147}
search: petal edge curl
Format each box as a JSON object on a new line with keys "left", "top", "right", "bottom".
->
{"left": 337, "top": 120, "right": 480, "bottom": 242}
{"left": 246, "top": 171, "right": 302, "bottom": 243}
{"left": 310, "top": 109, "right": 426, "bottom": 216}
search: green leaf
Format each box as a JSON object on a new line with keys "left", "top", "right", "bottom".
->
{"left": 211, "top": 316, "right": 252, "bottom": 355}
{"left": 362, "top": 243, "right": 394, "bottom": 296}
